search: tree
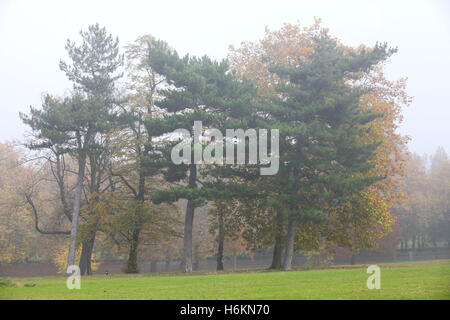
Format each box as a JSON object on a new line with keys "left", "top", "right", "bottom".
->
{"left": 0, "top": 142, "right": 68, "bottom": 266}
{"left": 428, "top": 152, "right": 450, "bottom": 248}
{"left": 430, "top": 147, "right": 448, "bottom": 174}
{"left": 59, "top": 23, "right": 123, "bottom": 273}
{"left": 394, "top": 148, "right": 450, "bottom": 251}
{"left": 393, "top": 153, "right": 428, "bottom": 251}
{"left": 0, "top": 143, "right": 40, "bottom": 264}
{"left": 148, "top": 43, "right": 256, "bottom": 272}
{"left": 21, "top": 23, "right": 123, "bottom": 273}
{"left": 208, "top": 199, "right": 244, "bottom": 270}
{"left": 229, "top": 21, "right": 410, "bottom": 269}
{"left": 257, "top": 33, "right": 395, "bottom": 270}
{"left": 81, "top": 186, "right": 178, "bottom": 273}
{"left": 229, "top": 21, "right": 333, "bottom": 268}
{"left": 106, "top": 35, "right": 169, "bottom": 273}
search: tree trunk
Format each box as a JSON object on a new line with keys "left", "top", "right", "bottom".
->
{"left": 233, "top": 251, "right": 237, "bottom": 270}
{"left": 180, "top": 164, "right": 197, "bottom": 273}
{"left": 67, "top": 155, "right": 86, "bottom": 273}
{"left": 270, "top": 235, "right": 284, "bottom": 270}
{"left": 269, "top": 211, "right": 284, "bottom": 269}
{"left": 412, "top": 235, "right": 416, "bottom": 251}
{"left": 282, "top": 216, "right": 297, "bottom": 271}
{"left": 193, "top": 243, "right": 201, "bottom": 271}
{"left": 216, "top": 208, "right": 225, "bottom": 271}
{"left": 79, "top": 231, "right": 96, "bottom": 275}
{"left": 124, "top": 229, "right": 140, "bottom": 273}
{"left": 282, "top": 158, "right": 300, "bottom": 272}
{"left": 181, "top": 199, "right": 195, "bottom": 272}
{"left": 123, "top": 152, "right": 146, "bottom": 274}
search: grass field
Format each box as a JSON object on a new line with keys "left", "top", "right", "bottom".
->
{"left": 1, "top": 260, "right": 449, "bottom": 300}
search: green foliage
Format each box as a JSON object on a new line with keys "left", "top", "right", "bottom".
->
{"left": 59, "top": 23, "right": 123, "bottom": 97}
{"left": 146, "top": 39, "right": 258, "bottom": 206}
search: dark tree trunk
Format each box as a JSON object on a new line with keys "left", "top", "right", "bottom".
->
{"left": 193, "top": 244, "right": 200, "bottom": 271}
{"left": 350, "top": 254, "right": 356, "bottom": 265}
{"left": 180, "top": 164, "right": 197, "bottom": 273}
{"left": 79, "top": 231, "right": 96, "bottom": 275}
{"left": 181, "top": 199, "right": 195, "bottom": 272}
{"left": 282, "top": 216, "right": 297, "bottom": 271}
{"left": 269, "top": 212, "right": 284, "bottom": 269}
{"left": 216, "top": 208, "right": 225, "bottom": 271}
{"left": 270, "top": 235, "right": 283, "bottom": 269}
{"left": 412, "top": 235, "right": 416, "bottom": 251}
{"left": 123, "top": 157, "right": 146, "bottom": 274}
{"left": 216, "top": 240, "right": 224, "bottom": 271}
{"left": 124, "top": 229, "right": 140, "bottom": 273}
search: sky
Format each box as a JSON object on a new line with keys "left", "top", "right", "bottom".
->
{"left": 0, "top": 0, "right": 449, "bottom": 156}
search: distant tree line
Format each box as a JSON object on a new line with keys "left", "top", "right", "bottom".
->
{"left": 393, "top": 147, "right": 450, "bottom": 252}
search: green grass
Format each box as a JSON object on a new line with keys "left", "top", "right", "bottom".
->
{"left": 1, "top": 260, "right": 449, "bottom": 300}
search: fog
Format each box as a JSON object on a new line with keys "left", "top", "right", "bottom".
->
{"left": 0, "top": 0, "right": 449, "bottom": 155}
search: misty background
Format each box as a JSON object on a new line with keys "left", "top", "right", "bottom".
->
{"left": 0, "top": 0, "right": 449, "bottom": 155}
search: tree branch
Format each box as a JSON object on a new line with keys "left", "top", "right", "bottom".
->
{"left": 24, "top": 194, "right": 70, "bottom": 235}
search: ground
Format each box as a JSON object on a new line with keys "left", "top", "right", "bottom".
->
{"left": 1, "top": 260, "right": 449, "bottom": 300}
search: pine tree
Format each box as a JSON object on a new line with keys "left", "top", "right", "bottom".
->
{"left": 260, "top": 34, "right": 397, "bottom": 270}
{"left": 147, "top": 42, "right": 256, "bottom": 272}
{"left": 21, "top": 24, "right": 123, "bottom": 274}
